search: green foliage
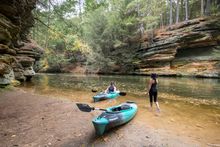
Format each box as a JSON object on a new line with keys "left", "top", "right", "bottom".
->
{"left": 84, "top": 0, "right": 108, "bottom": 12}
{"left": 47, "top": 53, "right": 66, "bottom": 67}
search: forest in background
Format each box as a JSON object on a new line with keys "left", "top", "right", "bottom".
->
{"left": 31, "top": 0, "right": 220, "bottom": 72}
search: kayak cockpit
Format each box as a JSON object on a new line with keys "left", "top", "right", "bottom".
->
{"left": 110, "top": 104, "right": 131, "bottom": 112}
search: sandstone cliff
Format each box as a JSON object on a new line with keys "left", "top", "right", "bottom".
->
{"left": 0, "top": 0, "right": 43, "bottom": 86}
{"left": 98, "top": 16, "right": 220, "bottom": 78}
{"left": 135, "top": 16, "right": 220, "bottom": 78}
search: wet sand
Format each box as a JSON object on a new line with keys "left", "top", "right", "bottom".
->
{"left": 0, "top": 88, "right": 219, "bottom": 147}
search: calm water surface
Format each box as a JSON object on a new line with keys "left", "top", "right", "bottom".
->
{"left": 20, "top": 73, "right": 220, "bottom": 105}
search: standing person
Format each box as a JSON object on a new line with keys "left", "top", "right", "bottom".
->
{"left": 148, "top": 73, "right": 160, "bottom": 112}
{"left": 105, "top": 81, "right": 117, "bottom": 93}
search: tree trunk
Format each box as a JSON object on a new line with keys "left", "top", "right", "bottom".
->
{"left": 32, "top": 23, "right": 36, "bottom": 40}
{"left": 169, "top": 0, "right": 173, "bottom": 25}
{"left": 201, "top": 0, "right": 204, "bottom": 16}
{"left": 45, "top": 2, "right": 50, "bottom": 49}
{"left": 180, "top": 0, "right": 184, "bottom": 21}
{"left": 166, "top": 0, "right": 169, "bottom": 25}
{"left": 185, "top": 0, "right": 189, "bottom": 21}
{"left": 160, "top": 13, "right": 164, "bottom": 28}
{"left": 79, "top": 0, "right": 82, "bottom": 16}
{"left": 139, "top": 23, "right": 144, "bottom": 37}
{"left": 205, "top": 0, "right": 211, "bottom": 16}
{"left": 78, "top": 0, "right": 83, "bottom": 36}
{"left": 137, "top": 0, "right": 140, "bottom": 17}
{"left": 176, "top": 0, "right": 180, "bottom": 23}
{"left": 36, "top": 20, "right": 39, "bottom": 43}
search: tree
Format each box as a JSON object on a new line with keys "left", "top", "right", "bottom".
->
{"left": 205, "top": 0, "right": 211, "bottom": 16}
{"left": 169, "top": 0, "right": 173, "bottom": 25}
{"left": 45, "top": 0, "right": 51, "bottom": 49}
{"left": 176, "top": 0, "right": 180, "bottom": 23}
{"left": 185, "top": 0, "right": 189, "bottom": 21}
{"left": 160, "top": 13, "right": 164, "bottom": 28}
{"left": 180, "top": 0, "right": 184, "bottom": 21}
{"left": 201, "top": 0, "right": 204, "bottom": 16}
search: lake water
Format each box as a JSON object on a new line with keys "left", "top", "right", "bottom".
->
{"left": 19, "top": 73, "right": 220, "bottom": 145}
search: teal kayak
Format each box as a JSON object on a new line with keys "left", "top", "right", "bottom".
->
{"left": 92, "top": 101, "right": 138, "bottom": 135}
{"left": 93, "top": 91, "right": 120, "bottom": 102}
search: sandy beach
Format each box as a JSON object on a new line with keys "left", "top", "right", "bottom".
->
{"left": 0, "top": 88, "right": 208, "bottom": 147}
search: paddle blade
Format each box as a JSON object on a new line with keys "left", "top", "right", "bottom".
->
{"left": 119, "top": 92, "right": 126, "bottom": 96}
{"left": 76, "top": 103, "right": 93, "bottom": 112}
{"left": 91, "top": 89, "right": 98, "bottom": 92}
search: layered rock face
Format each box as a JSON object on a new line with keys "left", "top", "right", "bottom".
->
{"left": 102, "top": 16, "right": 220, "bottom": 78}
{"left": 135, "top": 16, "right": 220, "bottom": 78}
{"left": 0, "top": 0, "right": 43, "bottom": 86}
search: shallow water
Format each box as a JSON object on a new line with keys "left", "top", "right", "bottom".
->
{"left": 20, "top": 73, "right": 220, "bottom": 104}
{"left": 19, "top": 73, "right": 220, "bottom": 145}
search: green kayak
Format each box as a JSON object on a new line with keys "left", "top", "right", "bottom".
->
{"left": 92, "top": 101, "right": 138, "bottom": 135}
{"left": 93, "top": 91, "right": 120, "bottom": 102}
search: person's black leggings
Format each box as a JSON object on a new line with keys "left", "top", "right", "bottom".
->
{"left": 149, "top": 91, "right": 158, "bottom": 103}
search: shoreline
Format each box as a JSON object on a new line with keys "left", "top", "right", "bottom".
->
{"left": 0, "top": 88, "right": 204, "bottom": 147}
{"left": 2, "top": 72, "right": 219, "bottom": 88}
{"left": 37, "top": 72, "right": 220, "bottom": 79}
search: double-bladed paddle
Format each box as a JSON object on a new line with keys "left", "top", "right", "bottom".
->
{"left": 91, "top": 89, "right": 126, "bottom": 96}
{"left": 76, "top": 103, "right": 107, "bottom": 112}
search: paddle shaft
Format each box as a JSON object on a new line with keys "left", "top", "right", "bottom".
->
{"left": 94, "top": 108, "right": 107, "bottom": 111}
{"left": 76, "top": 103, "right": 107, "bottom": 112}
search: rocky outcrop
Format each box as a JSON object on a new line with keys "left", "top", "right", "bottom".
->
{"left": 134, "top": 16, "right": 220, "bottom": 78}
{"left": 100, "top": 16, "right": 220, "bottom": 78}
{"left": 0, "top": 0, "right": 43, "bottom": 86}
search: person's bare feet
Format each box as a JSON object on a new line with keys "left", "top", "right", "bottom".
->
{"left": 156, "top": 108, "right": 160, "bottom": 113}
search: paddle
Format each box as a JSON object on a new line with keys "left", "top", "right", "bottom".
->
{"left": 76, "top": 103, "right": 107, "bottom": 112}
{"left": 91, "top": 89, "right": 126, "bottom": 96}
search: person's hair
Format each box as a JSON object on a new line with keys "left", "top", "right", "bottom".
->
{"left": 151, "top": 73, "right": 157, "bottom": 80}
{"left": 110, "top": 81, "right": 115, "bottom": 85}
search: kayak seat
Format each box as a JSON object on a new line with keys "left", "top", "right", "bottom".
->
{"left": 112, "top": 105, "right": 131, "bottom": 111}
